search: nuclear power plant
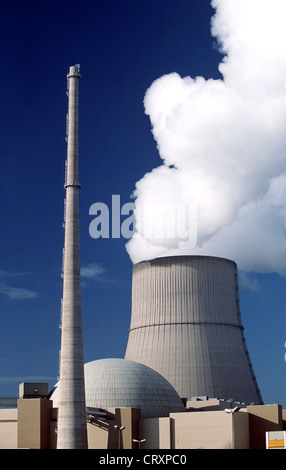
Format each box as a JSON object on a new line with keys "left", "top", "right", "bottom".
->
{"left": 1, "top": 65, "right": 286, "bottom": 450}
{"left": 125, "top": 255, "right": 263, "bottom": 405}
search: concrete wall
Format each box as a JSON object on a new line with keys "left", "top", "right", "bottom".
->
{"left": 0, "top": 409, "right": 17, "bottom": 449}
{"left": 87, "top": 419, "right": 110, "bottom": 449}
{"left": 170, "top": 410, "right": 249, "bottom": 449}
{"left": 139, "top": 410, "right": 249, "bottom": 449}
{"left": 186, "top": 399, "right": 229, "bottom": 411}
{"left": 87, "top": 408, "right": 141, "bottom": 449}
{"left": 0, "top": 400, "right": 284, "bottom": 449}
{"left": 247, "top": 404, "right": 282, "bottom": 449}
{"left": 139, "top": 417, "right": 172, "bottom": 449}
{"left": 17, "top": 399, "right": 52, "bottom": 449}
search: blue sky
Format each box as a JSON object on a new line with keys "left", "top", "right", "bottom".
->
{"left": 0, "top": 0, "right": 285, "bottom": 408}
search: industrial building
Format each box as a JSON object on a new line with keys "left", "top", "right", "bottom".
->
{"left": 0, "top": 381, "right": 285, "bottom": 449}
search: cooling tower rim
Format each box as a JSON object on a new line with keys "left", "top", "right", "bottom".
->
{"left": 133, "top": 254, "right": 237, "bottom": 270}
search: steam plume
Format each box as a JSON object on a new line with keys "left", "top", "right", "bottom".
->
{"left": 126, "top": 0, "right": 286, "bottom": 274}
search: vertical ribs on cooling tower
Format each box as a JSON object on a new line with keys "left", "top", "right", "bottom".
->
{"left": 125, "top": 255, "right": 263, "bottom": 405}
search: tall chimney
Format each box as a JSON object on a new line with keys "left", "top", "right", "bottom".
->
{"left": 56, "top": 65, "right": 87, "bottom": 449}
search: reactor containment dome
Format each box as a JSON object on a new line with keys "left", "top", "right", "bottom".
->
{"left": 51, "top": 358, "right": 185, "bottom": 418}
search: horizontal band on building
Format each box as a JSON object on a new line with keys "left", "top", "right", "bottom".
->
{"left": 128, "top": 321, "right": 244, "bottom": 333}
{"left": 64, "top": 182, "right": 82, "bottom": 189}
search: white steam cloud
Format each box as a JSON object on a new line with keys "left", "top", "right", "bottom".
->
{"left": 126, "top": 0, "right": 286, "bottom": 274}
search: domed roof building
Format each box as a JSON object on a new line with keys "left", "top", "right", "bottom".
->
{"left": 51, "top": 358, "right": 185, "bottom": 418}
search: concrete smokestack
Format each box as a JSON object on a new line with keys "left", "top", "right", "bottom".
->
{"left": 56, "top": 65, "right": 88, "bottom": 449}
{"left": 125, "top": 255, "right": 263, "bottom": 405}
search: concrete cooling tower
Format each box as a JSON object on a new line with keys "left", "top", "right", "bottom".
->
{"left": 124, "top": 255, "right": 263, "bottom": 405}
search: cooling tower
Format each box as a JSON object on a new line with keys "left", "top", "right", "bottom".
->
{"left": 125, "top": 255, "right": 263, "bottom": 405}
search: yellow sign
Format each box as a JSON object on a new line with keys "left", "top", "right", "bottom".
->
{"left": 268, "top": 439, "right": 285, "bottom": 448}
